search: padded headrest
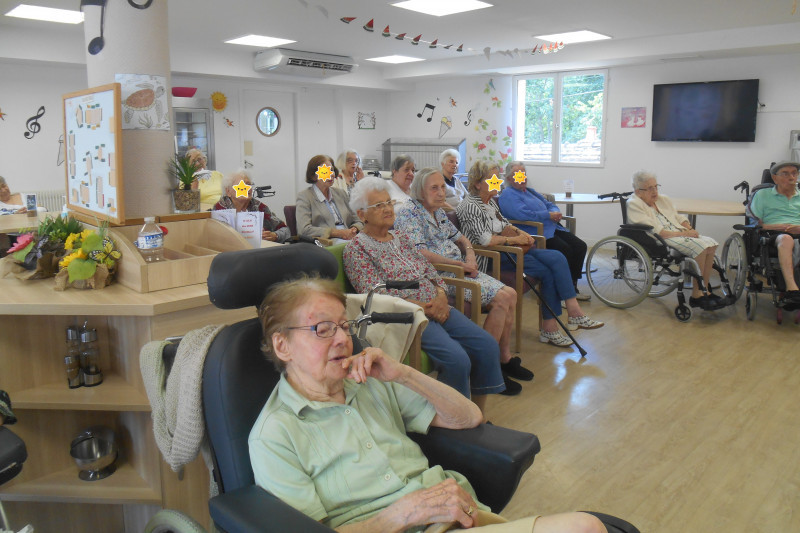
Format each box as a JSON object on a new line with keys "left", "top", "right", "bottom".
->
{"left": 761, "top": 166, "right": 775, "bottom": 185}
{"left": 208, "top": 244, "right": 338, "bottom": 310}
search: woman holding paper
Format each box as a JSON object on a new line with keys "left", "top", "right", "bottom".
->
{"left": 186, "top": 148, "right": 224, "bottom": 207}
{"left": 213, "top": 169, "right": 290, "bottom": 242}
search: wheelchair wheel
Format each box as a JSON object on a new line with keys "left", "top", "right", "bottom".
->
{"left": 745, "top": 290, "right": 757, "bottom": 321}
{"left": 721, "top": 233, "right": 747, "bottom": 301}
{"left": 144, "top": 509, "right": 207, "bottom": 533}
{"left": 674, "top": 304, "right": 692, "bottom": 322}
{"left": 586, "top": 236, "right": 653, "bottom": 308}
{"left": 648, "top": 263, "right": 681, "bottom": 298}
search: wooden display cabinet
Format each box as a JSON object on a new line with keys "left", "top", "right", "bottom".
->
{"left": 0, "top": 219, "right": 257, "bottom": 532}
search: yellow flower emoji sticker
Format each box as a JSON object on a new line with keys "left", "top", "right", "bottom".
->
{"left": 316, "top": 164, "right": 334, "bottom": 182}
{"left": 512, "top": 170, "right": 527, "bottom": 184}
{"left": 485, "top": 174, "right": 503, "bottom": 192}
{"left": 232, "top": 179, "right": 252, "bottom": 198}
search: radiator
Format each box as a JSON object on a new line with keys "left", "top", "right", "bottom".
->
{"left": 381, "top": 137, "right": 466, "bottom": 172}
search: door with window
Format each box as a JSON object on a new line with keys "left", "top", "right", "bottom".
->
{"left": 241, "top": 89, "right": 297, "bottom": 218}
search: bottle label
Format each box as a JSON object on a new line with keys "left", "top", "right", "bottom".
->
{"left": 137, "top": 233, "right": 163, "bottom": 250}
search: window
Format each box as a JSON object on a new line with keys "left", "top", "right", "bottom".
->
{"left": 513, "top": 70, "right": 607, "bottom": 166}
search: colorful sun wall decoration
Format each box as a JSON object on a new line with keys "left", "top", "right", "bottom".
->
{"left": 211, "top": 91, "right": 228, "bottom": 112}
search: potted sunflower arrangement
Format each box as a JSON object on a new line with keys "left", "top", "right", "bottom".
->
{"left": 55, "top": 221, "right": 122, "bottom": 290}
{"left": 2, "top": 215, "right": 122, "bottom": 290}
{"left": 169, "top": 154, "right": 201, "bottom": 213}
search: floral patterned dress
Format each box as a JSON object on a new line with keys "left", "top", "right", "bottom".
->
{"left": 394, "top": 200, "right": 503, "bottom": 306}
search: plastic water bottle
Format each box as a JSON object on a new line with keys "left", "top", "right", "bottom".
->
{"left": 137, "top": 217, "right": 164, "bottom": 262}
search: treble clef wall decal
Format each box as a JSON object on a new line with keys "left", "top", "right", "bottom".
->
{"left": 23, "top": 106, "right": 45, "bottom": 140}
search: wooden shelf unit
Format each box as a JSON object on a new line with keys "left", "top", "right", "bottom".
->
{"left": 0, "top": 218, "right": 257, "bottom": 531}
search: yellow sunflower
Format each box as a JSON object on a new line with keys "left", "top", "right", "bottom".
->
{"left": 59, "top": 250, "right": 85, "bottom": 269}
{"left": 64, "top": 232, "right": 79, "bottom": 251}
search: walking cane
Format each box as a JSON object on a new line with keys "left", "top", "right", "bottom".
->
{"left": 501, "top": 250, "right": 588, "bottom": 358}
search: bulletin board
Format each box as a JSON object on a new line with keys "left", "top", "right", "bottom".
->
{"left": 63, "top": 83, "right": 125, "bottom": 224}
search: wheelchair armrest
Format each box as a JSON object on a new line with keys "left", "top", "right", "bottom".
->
{"left": 409, "top": 424, "right": 540, "bottom": 513}
{"left": 619, "top": 223, "right": 653, "bottom": 231}
{"left": 209, "top": 485, "right": 333, "bottom": 533}
{"left": 732, "top": 223, "right": 759, "bottom": 232}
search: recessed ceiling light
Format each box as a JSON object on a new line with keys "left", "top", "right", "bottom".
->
{"left": 366, "top": 55, "right": 425, "bottom": 64}
{"left": 5, "top": 4, "right": 84, "bottom": 24}
{"left": 392, "top": 0, "right": 492, "bottom": 17}
{"left": 225, "top": 35, "right": 296, "bottom": 48}
{"left": 534, "top": 30, "right": 611, "bottom": 44}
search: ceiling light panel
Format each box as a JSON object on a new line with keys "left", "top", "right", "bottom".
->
{"left": 225, "top": 35, "right": 296, "bottom": 47}
{"left": 392, "top": 0, "right": 492, "bottom": 17}
{"left": 366, "top": 55, "right": 425, "bottom": 64}
{"left": 5, "top": 4, "right": 84, "bottom": 24}
{"left": 534, "top": 30, "right": 611, "bottom": 44}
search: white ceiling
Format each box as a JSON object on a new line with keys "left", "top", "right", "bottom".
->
{"left": 2, "top": 0, "right": 799, "bottom": 87}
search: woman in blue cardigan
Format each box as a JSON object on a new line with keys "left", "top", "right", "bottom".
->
{"left": 497, "top": 161, "right": 589, "bottom": 300}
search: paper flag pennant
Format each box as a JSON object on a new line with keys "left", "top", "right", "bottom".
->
{"left": 429, "top": 39, "right": 438, "bottom": 48}
{"left": 411, "top": 34, "right": 421, "bottom": 45}
{"left": 444, "top": 44, "right": 452, "bottom": 49}
{"left": 395, "top": 32, "right": 406, "bottom": 40}
{"left": 532, "top": 45, "right": 538, "bottom": 54}
{"left": 382, "top": 25, "right": 391, "bottom": 37}
{"left": 483, "top": 47, "right": 491, "bottom": 60}
{"left": 340, "top": 16, "right": 356, "bottom": 23}
{"left": 457, "top": 44, "right": 463, "bottom": 52}
{"left": 363, "top": 19, "right": 374, "bottom": 32}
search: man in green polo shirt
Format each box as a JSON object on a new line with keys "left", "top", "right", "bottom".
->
{"left": 749, "top": 160, "right": 800, "bottom": 301}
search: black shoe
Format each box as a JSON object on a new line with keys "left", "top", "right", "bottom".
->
{"left": 690, "top": 294, "right": 726, "bottom": 311}
{"left": 784, "top": 290, "right": 800, "bottom": 302}
{"left": 501, "top": 356, "right": 534, "bottom": 381}
{"left": 500, "top": 374, "right": 522, "bottom": 396}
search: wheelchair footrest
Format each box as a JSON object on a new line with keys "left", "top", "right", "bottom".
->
{"left": 689, "top": 295, "right": 733, "bottom": 311}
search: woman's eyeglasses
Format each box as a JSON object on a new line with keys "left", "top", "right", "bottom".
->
{"left": 284, "top": 320, "right": 357, "bottom": 338}
{"left": 637, "top": 184, "right": 661, "bottom": 193}
{"left": 365, "top": 199, "right": 397, "bottom": 211}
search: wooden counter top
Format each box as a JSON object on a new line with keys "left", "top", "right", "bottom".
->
{"left": 0, "top": 276, "right": 216, "bottom": 316}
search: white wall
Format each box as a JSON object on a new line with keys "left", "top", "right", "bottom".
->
{"left": 0, "top": 61, "right": 87, "bottom": 195}
{"left": 3, "top": 52, "right": 799, "bottom": 246}
{"left": 382, "top": 52, "right": 800, "bottom": 246}
{"left": 522, "top": 54, "right": 800, "bottom": 246}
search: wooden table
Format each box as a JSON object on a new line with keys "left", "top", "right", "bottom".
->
{"left": 671, "top": 198, "right": 746, "bottom": 228}
{"left": 0, "top": 212, "right": 47, "bottom": 232}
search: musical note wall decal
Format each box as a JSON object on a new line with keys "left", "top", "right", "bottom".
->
{"left": 23, "top": 106, "right": 45, "bottom": 140}
{"left": 416, "top": 103, "right": 435, "bottom": 122}
{"left": 80, "top": 0, "right": 107, "bottom": 56}
{"left": 464, "top": 110, "right": 472, "bottom": 126}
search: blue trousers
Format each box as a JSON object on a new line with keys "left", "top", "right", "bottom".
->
{"left": 503, "top": 248, "right": 576, "bottom": 320}
{"left": 420, "top": 308, "right": 504, "bottom": 398}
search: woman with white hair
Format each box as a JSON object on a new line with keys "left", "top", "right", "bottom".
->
{"left": 332, "top": 149, "right": 364, "bottom": 196}
{"left": 213, "top": 169, "right": 290, "bottom": 242}
{"left": 185, "top": 148, "right": 223, "bottom": 206}
{"left": 394, "top": 169, "right": 532, "bottom": 389}
{"left": 344, "top": 176, "right": 509, "bottom": 407}
{"left": 441, "top": 148, "right": 468, "bottom": 208}
{"left": 627, "top": 170, "right": 719, "bottom": 307}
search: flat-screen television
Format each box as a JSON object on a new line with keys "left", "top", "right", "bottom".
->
{"left": 651, "top": 79, "right": 759, "bottom": 142}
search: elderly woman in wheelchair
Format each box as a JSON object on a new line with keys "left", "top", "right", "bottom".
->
{"left": 627, "top": 171, "right": 723, "bottom": 309}
{"left": 247, "top": 274, "right": 607, "bottom": 533}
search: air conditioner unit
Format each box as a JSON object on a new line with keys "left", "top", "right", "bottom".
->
{"left": 254, "top": 48, "right": 358, "bottom": 77}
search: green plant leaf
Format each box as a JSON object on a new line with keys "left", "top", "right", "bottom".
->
{"left": 81, "top": 233, "right": 102, "bottom": 253}
{"left": 67, "top": 257, "right": 97, "bottom": 282}
{"left": 11, "top": 242, "right": 35, "bottom": 262}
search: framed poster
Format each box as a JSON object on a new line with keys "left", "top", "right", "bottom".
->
{"left": 63, "top": 83, "right": 125, "bottom": 224}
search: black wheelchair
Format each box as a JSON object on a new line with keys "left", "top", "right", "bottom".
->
{"left": 720, "top": 176, "right": 800, "bottom": 324}
{"left": 585, "top": 191, "right": 736, "bottom": 322}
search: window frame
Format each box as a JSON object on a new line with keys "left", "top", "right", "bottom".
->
{"left": 513, "top": 68, "right": 608, "bottom": 168}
